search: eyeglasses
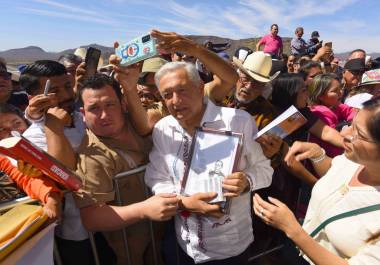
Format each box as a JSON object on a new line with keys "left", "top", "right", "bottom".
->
{"left": 239, "top": 76, "right": 264, "bottom": 86}
{"left": 0, "top": 72, "right": 11, "bottom": 80}
{"left": 344, "top": 125, "right": 377, "bottom": 144}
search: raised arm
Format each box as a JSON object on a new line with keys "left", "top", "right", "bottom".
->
{"left": 151, "top": 29, "right": 238, "bottom": 103}
{"left": 44, "top": 107, "right": 77, "bottom": 170}
{"left": 110, "top": 53, "right": 152, "bottom": 136}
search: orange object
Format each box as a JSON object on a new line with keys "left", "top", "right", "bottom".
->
{"left": 0, "top": 156, "right": 62, "bottom": 203}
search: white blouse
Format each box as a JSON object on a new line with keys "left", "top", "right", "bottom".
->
{"left": 303, "top": 155, "right": 380, "bottom": 264}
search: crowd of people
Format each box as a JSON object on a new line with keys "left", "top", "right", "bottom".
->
{"left": 0, "top": 25, "right": 380, "bottom": 265}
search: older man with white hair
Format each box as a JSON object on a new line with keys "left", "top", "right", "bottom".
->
{"left": 144, "top": 61, "right": 273, "bottom": 264}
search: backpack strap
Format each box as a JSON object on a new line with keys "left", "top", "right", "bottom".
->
{"left": 310, "top": 204, "right": 380, "bottom": 237}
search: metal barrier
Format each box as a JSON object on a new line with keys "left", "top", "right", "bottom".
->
{"left": 54, "top": 164, "right": 288, "bottom": 265}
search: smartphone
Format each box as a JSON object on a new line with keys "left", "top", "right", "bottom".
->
{"left": 115, "top": 34, "right": 158, "bottom": 66}
{"left": 85, "top": 47, "right": 101, "bottom": 77}
{"left": 324, "top": 42, "right": 332, "bottom": 48}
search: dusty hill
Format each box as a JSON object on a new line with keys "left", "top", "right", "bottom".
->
{"left": 1, "top": 35, "right": 378, "bottom": 66}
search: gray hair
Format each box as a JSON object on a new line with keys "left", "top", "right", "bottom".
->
{"left": 154, "top": 61, "right": 201, "bottom": 89}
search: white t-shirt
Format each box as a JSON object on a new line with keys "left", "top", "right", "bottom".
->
{"left": 303, "top": 155, "right": 380, "bottom": 264}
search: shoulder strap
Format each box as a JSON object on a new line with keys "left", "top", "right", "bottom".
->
{"left": 310, "top": 204, "right": 380, "bottom": 237}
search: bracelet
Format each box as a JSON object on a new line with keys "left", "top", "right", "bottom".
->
{"left": 310, "top": 148, "right": 326, "bottom": 163}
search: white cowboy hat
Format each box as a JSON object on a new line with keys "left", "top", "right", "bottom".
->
{"left": 74, "top": 47, "right": 104, "bottom": 69}
{"left": 233, "top": 51, "right": 280, "bottom": 83}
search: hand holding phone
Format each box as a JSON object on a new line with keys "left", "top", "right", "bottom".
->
{"left": 85, "top": 47, "right": 101, "bottom": 78}
{"left": 115, "top": 34, "right": 158, "bottom": 66}
{"left": 324, "top": 42, "right": 332, "bottom": 48}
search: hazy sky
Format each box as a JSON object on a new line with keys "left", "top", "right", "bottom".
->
{"left": 1, "top": 0, "right": 379, "bottom": 53}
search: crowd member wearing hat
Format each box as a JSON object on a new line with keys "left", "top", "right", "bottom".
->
{"left": 0, "top": 62, "right": 29, "bottom": 111}
{"left": 137, "top": 57, "right": 170, "bottom": 127}
{"left": 344, "top": 69, "right": 380, "bottom": 108}
{"left": 342, "top": 58, "right": 366, "bottom": 101}
{"left": 256, "top": 24, "right": 283, "bottom": 59}
{"left": 307, "top": 31, "right": 322, "bottom": 56}
{"left": 291, "top": 27, "right": 322, "bottom": 57}
{"left": 227, "top": 52, "right": 319, "bottom": 260}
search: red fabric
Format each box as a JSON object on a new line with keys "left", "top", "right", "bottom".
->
{"left": 0, "top": 156, "right": 63, "bottom": 203}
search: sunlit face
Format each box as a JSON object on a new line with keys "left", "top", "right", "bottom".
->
{"left": 295, "top": 82, "right": 309, "bottom": 109}
{"left": 306, "top": 67, "right": 323, "bottom": 86}
{"left": 296, "top": 29, "right": 304, "bottom": 38}
{"left": 81, "top": 85, "right": 126, "bottom": 138}
{"left": 0, "top": 72, "right": 12, "bottom": 102}
{"left": 235, "top": 72, "right": 266, "bottom": 104}
{"left": 343, "top": 70, "right": 364, "bottom": 88}
{"left": 287, "top": 56, "right": 295, "bottom": 72}
{"left": 62, "top": 61, "right": 80, "bottom": 87}
{"left": 271, "top": 25, "right": 279, "bottom": 36}
{"left": 0, "top": 113, "right": 28, "bottom": 140}
{"left": 159, "top": 68, "right": 204, "bottom": 124}
{"left": 37, "top": 75, "right": 74, "bottom": 114}
{"left": 319, "top": 79, "right": 342, "bottom": 108}
{"left": 137, "top": 73, "right": 161, "bottom": 109}
{"left": 340, "top": 109, "right": 380, "bottom": 165}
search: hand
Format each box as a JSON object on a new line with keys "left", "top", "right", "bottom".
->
{"left": 141, "top": 193, "right": 179, "bottom": 221}
{"left": 43, "top": 192, "right": 62, "bottom": 220}
{"left": 256, "top": 134, "right": 283, "bottom": 159}
{"left": 74, "top": 62, "right": 86, "bottom": 92}
{"left": 45, "top": 107, "right": 72, "bottom": 130}
{"left": 180, "top": 192, "right": 223, "bottom": 218}
{"left": 314, "top": 45, "right": 332, "bottom": 61}
{"left": 109, "top": 50, "right": 142, "bottom": 91}
{"left": 17, "top": 160, "right": 43, "bottom": 177}
{"left": 151, "top": 29, "right": 198, "bottom": 56}
{"left": 27, "top": 94, "right": 58, "bottom": 120}
{"left": 284, "top": 141, "right": 323, "bottom": 167}
{"left": 253, "top": 193, "right": 302, "bottom": 238}
{"left": 222, "top": 172, "right": 249, "bottom": 197}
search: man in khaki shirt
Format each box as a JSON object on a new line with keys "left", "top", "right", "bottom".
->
{"left": 44, "top": 73, "right": 178, "bottom": 264}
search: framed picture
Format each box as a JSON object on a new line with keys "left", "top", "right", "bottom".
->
{"left": 181, "top": 127, "right": 243, "bottom": 206}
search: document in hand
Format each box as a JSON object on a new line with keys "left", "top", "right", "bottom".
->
{"left": 0, "top": 204, "right": 48, "bottom": 260}
{"left": 0, "top": 136, "right": 82, "bottom": 191}
{"left": 254, "top": 105, "right": 307, "bottom": 140}
{"left": 181, "top": 128, "right": 243, "bottom": 205}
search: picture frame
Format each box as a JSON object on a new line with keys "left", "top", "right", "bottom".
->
{"left": 181, "top": 127, "right": 243, "bottom": 212}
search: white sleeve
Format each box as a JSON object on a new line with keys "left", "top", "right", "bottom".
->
{"left": 241, "top": 116, "right": 273, "bottom": 191}
{"left": 144, "top": 125, "right": 177, "bottom": 194}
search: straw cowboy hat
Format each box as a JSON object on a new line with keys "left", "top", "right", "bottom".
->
{"left": 233, "top": 51, "right": 280, "bottom": 83}
{"left": 74, "top": 47, "right": 104, "bottom": 69}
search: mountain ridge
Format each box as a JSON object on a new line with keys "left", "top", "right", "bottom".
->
{"left": 1, "top": 36, "right": 379, "bottom": 65}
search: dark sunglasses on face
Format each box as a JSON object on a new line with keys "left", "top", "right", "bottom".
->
{"left": 0, "top": 72, "right": 11, "bottom": 80}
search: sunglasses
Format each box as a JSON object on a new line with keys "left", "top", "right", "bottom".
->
{"left": 0, "top": 72, "right": 11, "bottom": 80}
